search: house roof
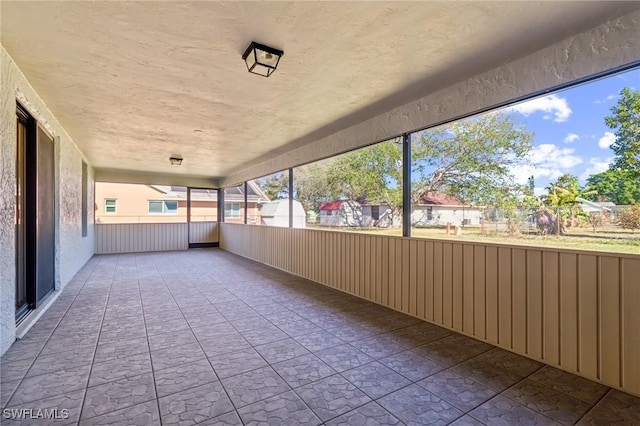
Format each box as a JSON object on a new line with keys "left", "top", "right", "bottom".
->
{"left": 577, "top": 197, "right": 613, "bottom": 211}
{"left": 319, "top": 200, "right": 349, "bottom": 211}
{"left": 420, "top": 192, "right": 467, "bottom": 206}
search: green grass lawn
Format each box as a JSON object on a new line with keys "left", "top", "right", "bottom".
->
{"left": 309, "top": 224, "right": 640, "bottom": 255}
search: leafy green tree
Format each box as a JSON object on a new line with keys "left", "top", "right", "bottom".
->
{"left": 584, "top": 169, "right": 640, "bottom": 205}
{"left": 326, "top": 140, "right": 403, "bottom": 219}
{"left": 261, "top": 113, "right": 533, "bottom": 227}
{"left": 605, "top": 88, "right": 640, "bottom": 177}
{"left": 255, "top": 172, "right": 289, "bottom": 199}
{"left": 412, "top": 112, "right": 534, "bottom": 205}
{"left": 544, "top": 174, "right": 595, "bottom": 228}
{"left": 293, "top": 161, "right": 344, "bottom": 214}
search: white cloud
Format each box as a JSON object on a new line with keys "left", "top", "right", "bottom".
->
{"left": 594, "top": 93, "right": 618, "bottom": 104}
{"left": 564, "top": 133, "right": 580, "bottom": 143}
{"left": 528, "top": 144, "right": 583, "bottom": 169}
{"left": 509, "top": 94, "right": 572, "bottom": 122}
{"left": 511, "top": 144, "right": 583, "bottom": 185}
{"left": 598, "top": 131, "right": 616, "bottom": 149}
{"left": 580, "top": 157, "right": 613, "bottom": 181}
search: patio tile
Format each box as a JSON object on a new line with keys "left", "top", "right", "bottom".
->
{"left": 240, "top": 326, "right": 289, "bottom": 346}
{"left": 377, "top": 383, "right": 463, "bottom": 425}
{"left": 263, "top": 310, "right": 305, "bottom": 325}
{"left": 349, "top": 335, "right": 406, "bottom": 359}
{"left": 9, "top": 364, "right": 91, "bottom": 406}
{"left": 184, "top": 312, "right": 228, "bottom": 328}
{"left": 98, "top": 327, "right": 146, "bottom": 344}
{"left": 315, "top": 344, "right": 374, "bottom": 373}
{"left": 191, "top": 322, "right": 238, "bottom": 341}
{"left": 146, "top": 317, "right": 190, "bottom": 336}
{"left": 79, "top": 400, "right": 160, "bottom": 426}
{"left": 238, "top": 390, "right": 321, "bottom": 425}
{"left": 580, "top": 389, "right": 640, "bottom": 424}
{"left": 293, "top": 330, "right": 345, "bottom": 352}
{"left": 326, "top": 324, "right": 376, "bottom": 343}
{"left": 254, "top": 338, "right": 310, "bottom": 364}
{"left": 82, "top": 372, "right": 156, "bottom": 419}
{"left": 207, "top": 347, "right": 268, "bottom": 379}
{"left": 199, "top": 335, "right": 253, "bottom": 358}
{"left": 503, "top": 378, "right": 591, "bottom": 425}
{"left": 474, "top": 348, "right": 544, "bottom": 377}
{"left": 1, "top": 357, "right": 34, "bottom": 383}
{"left": 3, "top": 389, "right": 85, "bottom": 425}
{"left": 340, "top": 361, "right": 411, "bottom": 399}
{"left": 528, "top": 366, "right": 609, "bottom": 404}
{"left": 252, "top": 303, "right": 287, "bottom": 316}
{"left": 449, "top": 415, "right": 486, "bottom": 426}
{"left": 40, "top": 334, "right": 99, "bottom": 356}
{"left": 154, "top": 359, "right": 219, "bottom": 398}
{"left": 380, "top": 350, "right": 445, "bottom": 381}
{"left": 150, "top": 342, "right": 206, "bottom": 371}
{"left": 158, "top": 381, "right": 234, "bottom": 425}
{"left": 451, "top": 356, "right": 525, "bottom": 392}
{"left": 412, "top": 334, "right": 493, "bottom": 367}
{"left": 418, "top": 370, "right": 497, "bottom": 412}
{"left": 325, "top": 402, "right": 402, "bottom": 426}
{"left": 94, "top": 337, "right": 150, "bottom": 363}
{"left": 276, "top": 320, "right": 324, "bottom": 338}
{"left": 25, "top": 346, "right": 95, "bottom": 378}
{"left": 295, "top": 375, "right": 371, "bottom": 422}
{"left": 272, "top": 354, "right": 337, "bottom": 388}
{"left": 221, "top": 366, "right": 291, "bottom": 408}
{"left": 89, "top": 352, "right": 153, "bottom": 387}
{"left": 383, "top": 322, "right": 452, "bottom": 348}
{"left": 197, "top": 410, "right": 243, "bottom": 425}
{"left": 230, "top": 316, "right": 274, "bottom": 333}
{"left": 148, "top": 329, "right": 198, "bottom": 351}
{"left": 0, "top": 379, "right": 19, "bottom": 408}
{"left": 0, "top": 338, "right": 46, "bottom": 363}
{"left": 469, "top": 395, "right": 559, "bottom": 425}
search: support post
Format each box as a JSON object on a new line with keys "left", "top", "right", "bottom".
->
{"left": 402, "top": 134, "right": 411, "bottom": 238}
{"left": 187, "top": 187, "right": 192, "bottom": 243}
{"left": 218, "top": 188, "right": 224, "bottom": 223}
{"left": 243, "top": 181, "right": 248, "bottom": 224}
{"left": 289, "top": 168, "right": 294, "bottom": 228}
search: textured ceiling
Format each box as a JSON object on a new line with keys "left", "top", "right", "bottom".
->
{"left": 1, "top": 1, "right": 637, "bottom": 181}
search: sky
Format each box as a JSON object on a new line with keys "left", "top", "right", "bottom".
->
{"left": 505, "top": 67, "right": 640, "bottom": 196}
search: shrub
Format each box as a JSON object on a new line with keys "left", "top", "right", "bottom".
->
{"left": 617, "top": 204, "right": 640, "bottom": 231}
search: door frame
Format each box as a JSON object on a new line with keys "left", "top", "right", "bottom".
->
{"left": 187, "top": 187, "right": 219, "bottom": 248}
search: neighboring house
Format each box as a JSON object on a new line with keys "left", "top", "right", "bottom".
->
{"left": 576, "top": 197, "right": 615, "bottom": 221}
{"left": 412, "top": 192, "right": 483, "bottom": 226}
{"left": 95, "top": 181, "right": 270, "bottom": 223}
{"left": 319, "top": 200, "right": 371, "bottom": 227}
{"left": 259, "top": 199, "right": 306, "bottom": 228}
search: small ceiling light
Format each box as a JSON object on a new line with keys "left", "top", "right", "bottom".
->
{"left": 242, "top": 41, "right": 284, "bottom": 77}
{"left": 169, "top": 155, "right": 183, "bottom": 166}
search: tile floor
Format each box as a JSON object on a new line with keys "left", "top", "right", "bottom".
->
{"left": 1, "top": 249, "right": 639, "bottom": 425}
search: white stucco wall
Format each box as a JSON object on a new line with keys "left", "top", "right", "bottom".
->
{"left": 221, "top": 11, "right": 640, "bottom": 187}
{"left": 0, "top": 46, "right": 95, "bottom": 355}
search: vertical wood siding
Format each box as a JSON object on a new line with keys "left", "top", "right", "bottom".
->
{"left": 95, "top": 223, "right": 189, "bottom": 253}
{"left": 189, "top": 222, "right": 219, "bottom": 244}
{"left": 220, "top": 223, "right": 640, "bottom": 397}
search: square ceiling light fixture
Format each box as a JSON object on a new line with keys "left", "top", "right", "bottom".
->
{"left": 169, "top": 155, "right": 183, "bottom": 166}
{"left": 243, "top": 41, "right": 284, "bottom": 77}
